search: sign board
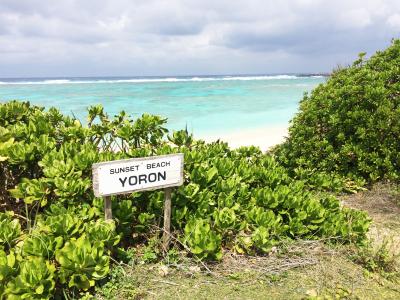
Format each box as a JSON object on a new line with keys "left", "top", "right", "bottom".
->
{"left": 92, "top": 153, "right": 184, "bottom": 197}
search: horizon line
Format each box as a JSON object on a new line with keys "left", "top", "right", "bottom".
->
{"left": 0, "top": 72, "right": 330, "bottom": 80}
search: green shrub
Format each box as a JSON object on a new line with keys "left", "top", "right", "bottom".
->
{"left": 0, "top": 249, "right": 17, "bottom": 296}
{"left": 0, "top": 99, "right": 372, "bottom": 297}
{"left": 275, "top": 39, "right": 400, "bottom": 183}
{"left": 21, "top": 233, "right": 63, "bottom": 259}
{"left": 4, "top": 257, "right": 56, "bottom": 299}
{"left": 85, "top": 219, "right": 120, "bottom": 248}
{"left": 56, "top": 235, "right": 110, "bottom": 291}
{"left": 184, "top": 218, "right": 223, "bottom": 260}
{"left": 0, "top": 212, "right": 21, "bottom": 249}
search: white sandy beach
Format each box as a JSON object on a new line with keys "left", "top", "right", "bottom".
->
{"left": 199, "top": 125, "right": 289, "bottom": 151}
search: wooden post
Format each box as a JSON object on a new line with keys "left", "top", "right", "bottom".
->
{"left": 163, "top": 187, "right": 172, "bottom": 251}
{"left": 104, "top": 196, "right": 112, "bottom": 221}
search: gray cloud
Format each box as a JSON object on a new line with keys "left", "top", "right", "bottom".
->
{"left": 0, "top": 0, "right": 399, "bottom": 77}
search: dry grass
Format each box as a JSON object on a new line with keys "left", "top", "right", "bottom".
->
{"left": 97, "top": 243, "right": 400, "bottom": 299}
{"left": 341, "top": 183, "right": 400, "bottom": 223}
{"left": 341, "top": 182, "right": 400, "bottom": 254}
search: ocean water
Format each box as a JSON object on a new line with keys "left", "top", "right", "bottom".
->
{"left": 0, "top": 75, "right": 325, "bottom": 136}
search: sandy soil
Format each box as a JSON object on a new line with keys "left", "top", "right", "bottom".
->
{"left": 198, "top": 125, "right": 289, "bottom": 151}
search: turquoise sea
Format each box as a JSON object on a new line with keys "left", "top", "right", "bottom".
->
{"left": 0, "top": 75, "right": 325, "bottom": 136}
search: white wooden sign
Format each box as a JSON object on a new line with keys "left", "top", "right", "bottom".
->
{"left": 92, "top": 153, "right": 184, "bottom": 197}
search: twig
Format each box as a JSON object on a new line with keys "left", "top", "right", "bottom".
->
{"left": 151, "top": 279, "right": 180, "bottom": 286}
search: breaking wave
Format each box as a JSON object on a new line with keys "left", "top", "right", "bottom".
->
{"left": 0, "top": 74, "right": 323, "bottom": 85}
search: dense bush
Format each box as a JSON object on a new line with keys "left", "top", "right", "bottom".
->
{"left": 275, "top": 39, "right": 400, "bottom": 183}
{"left": 0, "top": 100, "right": 371, "bottom": 297}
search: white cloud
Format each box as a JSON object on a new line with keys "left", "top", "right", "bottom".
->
{"left": 338, "top": 8, "right": 372, "bottom": 29}
{"left": 387, "top": 13, "right": 400, "bottom": 29}
{"left": 0, "top": 0, "right": 399, "bottom": 77}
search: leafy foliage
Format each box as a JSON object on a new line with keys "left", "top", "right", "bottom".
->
{"left": 56, "top": 235, "right": 110, "bottom": 291}
{"left": 184, "top": 218, "right": 223, "bottom": 260}
{"left": 0, "top": 249, "right": 17, "bottom": 296}
{"left": 0, "top": 212, "right": 21, "bottom": 249}
{"left": 4, "top": 257, "right": 56, "bottom": 300}
{"left": 275, "top": 39, "right": 400, "bottom": 183}
{"left": 21, "top": 233, "right": 63, "bottom": 259}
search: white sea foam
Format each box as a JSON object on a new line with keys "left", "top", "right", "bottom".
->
{"left": 0, "top": 74, "right": 318, "bottom": 85}
{"left": 42, "top": 79, "right": 72, "bottom": 84}
{"left": 0, "top": 80, "right": 72, "bottom": 85}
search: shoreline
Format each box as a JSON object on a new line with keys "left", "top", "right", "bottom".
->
{"left": 198, "top": 125, "right": 289, "bottom": 151}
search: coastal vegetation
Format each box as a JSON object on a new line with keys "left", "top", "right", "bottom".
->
{"left": 275, "top": 39, "right": 400, "bottom": 184}
{"left": 0, "top": 39, "right": 399, "bottom": 298}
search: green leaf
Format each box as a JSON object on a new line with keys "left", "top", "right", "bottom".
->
{"left": 206, "top": 166, "right": 218, "bottom": 183}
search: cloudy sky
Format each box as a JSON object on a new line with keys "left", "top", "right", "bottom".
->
{"left": 0, "top": 0, "right": 399, "bottom": 78}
